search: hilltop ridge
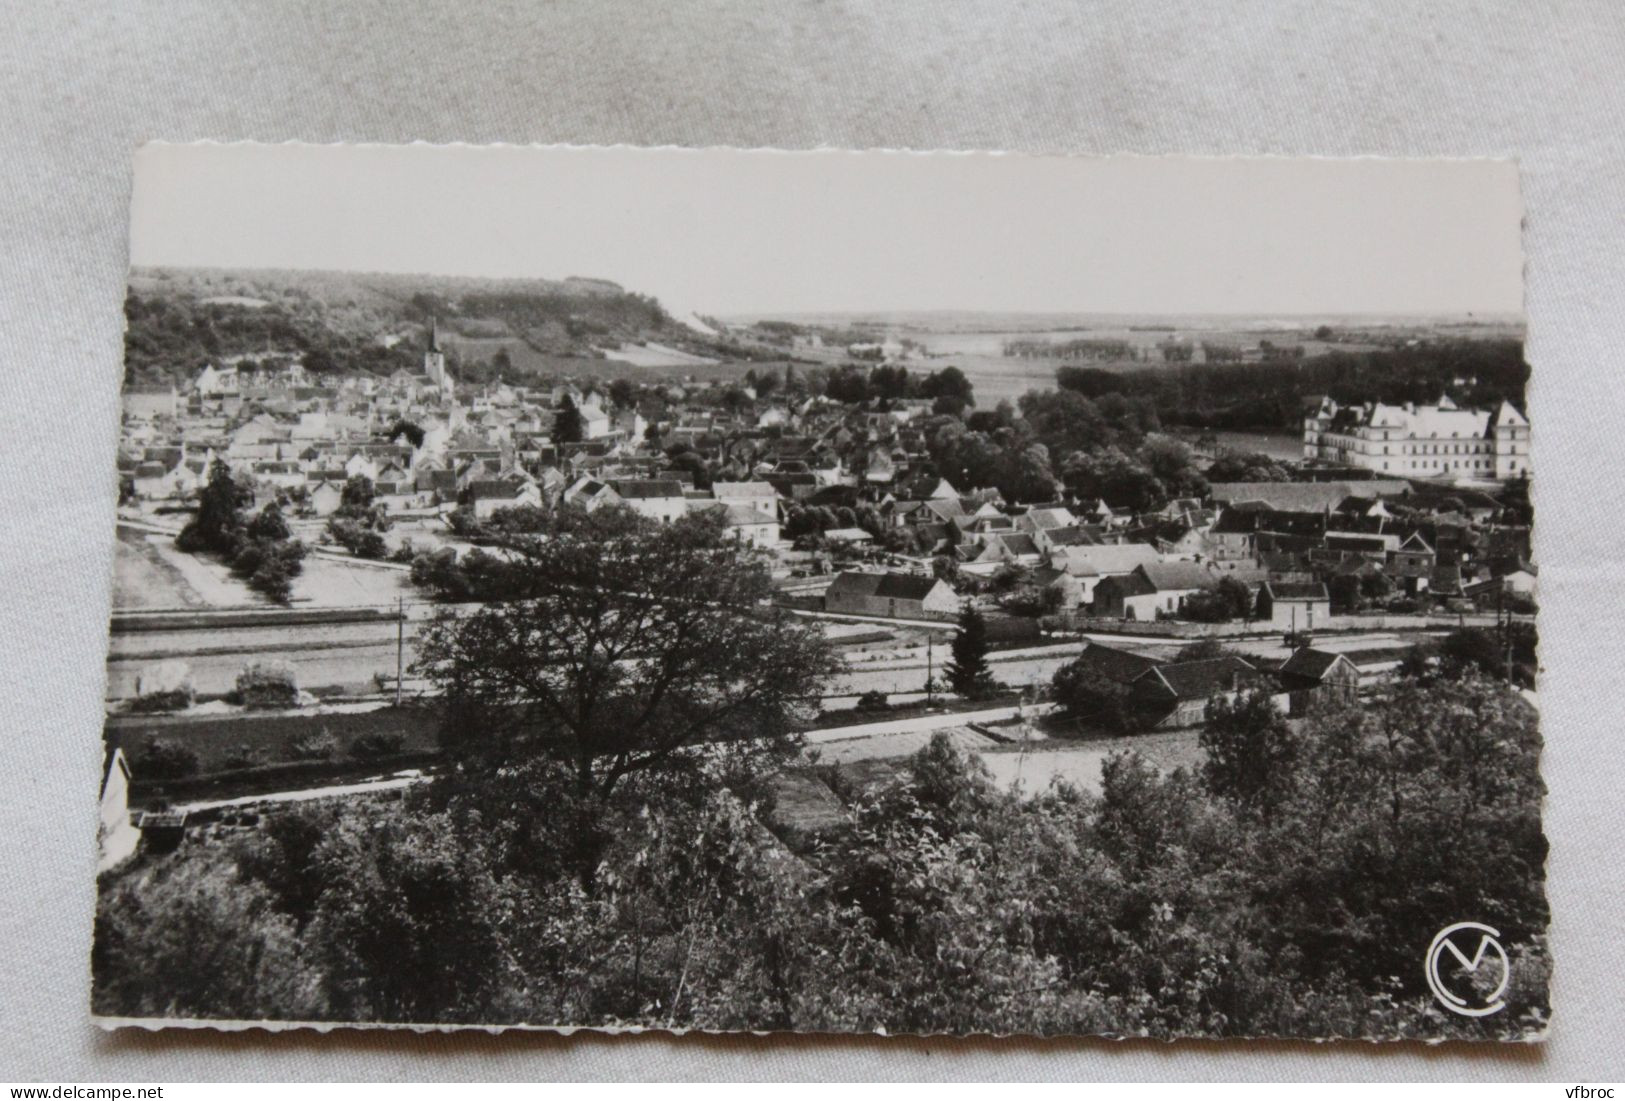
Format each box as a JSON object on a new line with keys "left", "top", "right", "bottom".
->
{"left": 122, "top": 265, "right": 699, "bottom": 387}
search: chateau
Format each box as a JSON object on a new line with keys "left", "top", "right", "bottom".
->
{"left": 1302, "top": 395, "right": 1529, "bottom": 481}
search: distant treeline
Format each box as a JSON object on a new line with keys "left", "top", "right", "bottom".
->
{"left": 1054, "top": 339, "right": 1529, "bottom": 431}
{"left": 747, "top": 320, "right": 915, "bottom": 349}
{"left": 1004, "top": 338, "right": 1138, "bottom": 361}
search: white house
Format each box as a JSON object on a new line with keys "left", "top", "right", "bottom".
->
{"left": 716, "top": 504, "right": 780, "bottom": 548}
{"left": 1050, "top": 542, "right": 1163, "bottom": 602}
{"left": 468, "top": 479, "right": 544, "bottom": 519}
{"left": 610, "top": 479, "right": 689, "bottom": 524}
{"left": 712, "top": 481, "right": 779, "bottom": 519}
{"left": 194, "top": 364, "right": 240, "bottom": 397}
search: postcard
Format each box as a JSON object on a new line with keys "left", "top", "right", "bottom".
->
{"left": 95, "top": 144, "right": 1543, "bottom": 1040}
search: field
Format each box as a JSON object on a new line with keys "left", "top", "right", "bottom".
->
{"left": 768, "top": 722, "right": 1206, "bottom": 837}
{"left": 977, "top": 727, "right": 1204, "bottom": 796}
{"left": 112, "top": 525, "right": 412, "bottom": 612}
{"left": 600, "top": 341, "right": 718, "bottom": 368}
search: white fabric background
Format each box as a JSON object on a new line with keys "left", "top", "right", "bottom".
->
{"left": 2, "top": 0, "right": 1622, "bottom": 1082}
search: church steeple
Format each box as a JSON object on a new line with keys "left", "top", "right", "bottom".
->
{"left": 424, "top": 316, "right": 451, "bottom": 395}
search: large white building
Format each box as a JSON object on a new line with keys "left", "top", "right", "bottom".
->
{"left": 1303, "top": 395, "right": 1529, "bottom": 481}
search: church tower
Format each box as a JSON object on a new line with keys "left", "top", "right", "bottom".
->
{"left": 424, "top": 316, "right": 453, "bottom": 396}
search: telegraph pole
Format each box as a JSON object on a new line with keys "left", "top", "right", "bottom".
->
{"left": 1500, "top": 585, "right": 1513, "bottom": 685}
{"left": 926, "top": 634, "right": 934, "bottom": 704}
{"left": 395, "top": 596, "right": 405, "bottom": 706}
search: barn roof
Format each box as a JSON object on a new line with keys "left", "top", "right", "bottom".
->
{"left": 1138, "top": 656, "right": 1260, "bottom": 700}
{"left": 1280, "top": 647, "right": 1353, "bottom": 681}
{"left": 1069, "top": 642, "right": 1164, "bottom": 686}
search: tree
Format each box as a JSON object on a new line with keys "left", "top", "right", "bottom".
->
{"left": 1061, "top": 448, "right": 1166, "bottom": 512}
{"left": 609, "top": 378, "right": 637, "bottom": 410}
{"left": 245, "top": 501, "right": 291, "bottom": 542}
{"left": 386, "top": 419, "right": 426, "bottom": 449}
{"left": 664, "top": 447, "right": 712, "bottom": 490}
{"left": 1428, "top": 623, "right": 1538, "bottom": 687}
{"left": 919, "top": 365, "right": 974, "bottom": 407}
{"left": 1137, "top": 434, "right": 1208, "bottom": 499}
{"left": 554, "top": 394, "right": 585, "bottom": 444}
{"left": 1054, "top": 365, "right": 1126, "bottom": 399}
{"left": 1328, "top": 572, "right": 1362, "bottom": 614}
{"left": 177, "top": 459, "right": 253, "bottom": 555}
{"left": 995, "top": 442, "right": 1060, "bottom": 504}
{"left": 1206, "top": 452, "right": 1290, "bottom": 483}
{"left": 1050, "top": 658, "right": 1135, "bottom": 731}
{"left": 93, "top": 846, "right": 320, "bottom": 1021}
{"left": 824, "top": 366, "right": 871, "bottom": 404}
{"left": 1215, "top": 576, "right": 1254, "bottom": 620}
{"left": 1178, "top": 577, "right": 1255, "bottom": 624}
{"left": 1200, "top": 689, "right": 1299, "bottom": 817}
{"left": 415, "top": 506, "right": 840, "bottom": 881}
{"left": 1018, "top": 388, "right": 1113, "bottom": 459}
{"left": 945, "top": 605, "right": 996, "bottom": 698}
{"left": 1180, "top": 586, "right": 1235, "bottom": 623}
{"left": 340, "top": 475, "right": 376, "bottom": 515}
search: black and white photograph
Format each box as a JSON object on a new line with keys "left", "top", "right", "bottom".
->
{"left": 93, "top": 144, "right": 1545, "bottom": 1041}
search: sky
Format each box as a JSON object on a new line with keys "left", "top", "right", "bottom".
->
{"left": 129, "top": 143, "right": 1525, "bottom": 321}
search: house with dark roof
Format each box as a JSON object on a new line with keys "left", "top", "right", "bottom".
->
{"left": 1209, "top": 480, "right": 1408, "bottom": 512}
{"left": 466, "top": 478, "right": 543, "bottom": 519}
{"left": 971, "top": 530, "right": 1043, "bottom": 568}
{"left": 1278, "top": 647, "right": 1361, "bottom": 715}
{"left": 562, "top": 475, "right": 620, "bottom": 512}
{"left": 1066, "top": 641, "right": 1165, "bottom": 687}
{"left": 1129, "top": 656, "right": 1268, "bottom": 728}
{"left": 824, "top": 571, "right": 959, "bottom": 620}
{"left": 1386, "top": 531, "right": 1437, "bottom": 594}
{"left": 610, "top": 478, "right": 689, "bottom": 524}
{"left": 1256, "top": 581, "right": 1331, "bottom": 631}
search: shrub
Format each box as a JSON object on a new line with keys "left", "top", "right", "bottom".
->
{"left": 237, "top": 661, "right": 300, "bottom": 710}
{"left": 127, "top": 688, "right": 194, "bottom": 714}
{"left": 854, "top": 690, "right": 890, "bottom": 713}
{"left": 284, "top": 729, "right": 338, "bottom": 762}
{"left": 350, "top": 732, "right": 406, "bottom": 761}
{"left": 1051, "top": 659, "right": 1136, "bottom": 733}
{"left": 1180, "top": 586, "right": 1234, "bottom": 623}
